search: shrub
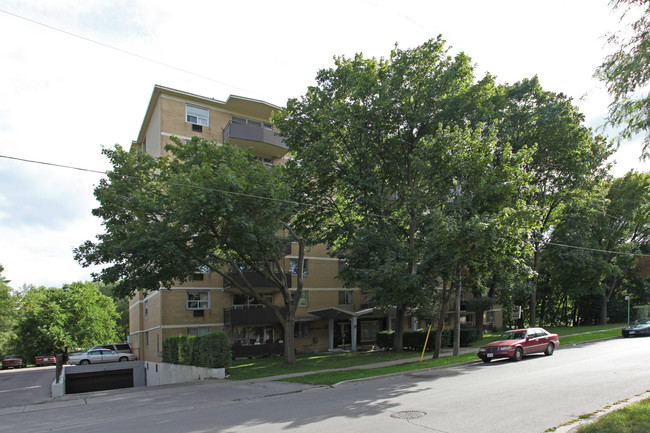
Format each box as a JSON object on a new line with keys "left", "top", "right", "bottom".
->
{"left": 193, "top": 331, "right": 232, "bottom": 369}
{"left": 376, "top": 331, "right": 394, "bottom": 349}
{"left": 376, "top": 329, "right": 451, "bottom": 351}
{"left": 162, "top": 331, "right": 231, "bottom": 369}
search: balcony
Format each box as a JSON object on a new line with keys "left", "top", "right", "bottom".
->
{"left": 223, "top": 121, "right": 287, "bottom": 158}
{"left": 224, "top": 305, "right": 284, "bottom": 325}
{"left": 224, "top": 272, "right": 292, "bottom": 290}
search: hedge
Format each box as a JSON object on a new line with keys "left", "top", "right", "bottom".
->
{"left": 162, "top": 331, "right": 232, "bottom": 369}
{"left": 377, "top": 328, "right": 481, "bottom": 350}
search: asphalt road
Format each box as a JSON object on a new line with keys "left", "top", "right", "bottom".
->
{"left": 0, "top": 365, "right": 54, "bottom": 407}
{"left": 1, "top": 337, "right": 649, "bottom": 432}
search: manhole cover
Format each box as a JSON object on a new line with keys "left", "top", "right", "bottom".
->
{"left": 390, "top": 410, "right": 427, "bottom": 420}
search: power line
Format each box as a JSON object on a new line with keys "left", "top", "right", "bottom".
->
{"left": 3, "top": 153, "right": 648, "bottom": 258}
{"left": 0, "top": 154, "right": 396, "bottom": 220}
{"left": 0, "top": 9, "right": 257, "bottom": 98}
{"left": 546, "top": 242, "right": 649, "bottom": 258}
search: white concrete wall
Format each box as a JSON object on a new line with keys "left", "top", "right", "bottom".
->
{"left": 145, "top": 362, "right": 225, "bottom": 386}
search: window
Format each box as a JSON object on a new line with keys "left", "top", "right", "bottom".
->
{"left": 186, "top": 104, "right": 209, "bottom": 126}
{"left": 145, "top": 331, "right": 149, "bottom": 347}
{"left": 232, "top": 116, "right": 272, "bottom": 130}
{"left": 291, "top": 290, "right": 308, "bottom": 308}
{"left": 233, "top": 326, "right": 274, "bottom": 345}
{"left": 186, "top": 291, "right": 209, "bottom": 310}
{"left": 144, "top": 300, "right": 148, "bottom": 316}
{"left": 339, "top": 290, "right": 353, "bottom": 306}
{"left": 290, "top": 258, "right": 308, "bottom": 275}
{"left": 294, "top": 322, "right": 309, "bottom": 338}
{"left": 255, "top": 156, "right": 273, "bottom": 167}
{"left": 187, "top": 327, "right": 210, "bottom": 337}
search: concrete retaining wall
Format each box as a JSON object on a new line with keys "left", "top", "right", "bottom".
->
{"left": 144, "top": 362, "right": 226, "bottom": 386}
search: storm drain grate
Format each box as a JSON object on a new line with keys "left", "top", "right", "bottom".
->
{"left": 391, "top": 410, "right": 427, "bottom": 420}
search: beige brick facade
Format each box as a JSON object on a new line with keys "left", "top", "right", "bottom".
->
{"left": 128, "top": 85, "right": 502, "bottom": 362}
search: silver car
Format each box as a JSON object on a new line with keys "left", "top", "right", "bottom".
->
{"left": 68, "top": 348, "right": 136, "bottom": 365}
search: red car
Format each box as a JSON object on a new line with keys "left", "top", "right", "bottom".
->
{"left": 2, "top": 355, "right": 27, "bottom": 369}
{"left": 35, "top": 354, "right": 56, "bottom": 367}
{"left": 478, "top": 328, "right": 559, "bottom": 363}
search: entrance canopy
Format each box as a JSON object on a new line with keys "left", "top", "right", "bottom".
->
{"left": 307, "top": 308, "right": 378, "bottom": 351}
{"left": 307, "top": 307, "right": 376, "bottom": 320}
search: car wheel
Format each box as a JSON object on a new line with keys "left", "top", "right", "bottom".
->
{"left": 119, "top": 357, "right": 128, "bottom": 362}
{"left": 544, "top": 343, "right": 555, "bottom": 356}
{"left": 622, "top": 333, "right": 629, "bottom": 338}
{"left": 482, "top": 358, "right": 491, "bottom": 363}
{"left": 511, "top": 347, "right": 524, "bottom": 362}
{"left": 80, "top": 360, "right": 90, "bottom": 365}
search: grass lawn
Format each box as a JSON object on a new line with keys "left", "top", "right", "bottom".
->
{"left": 229, "top": 350, "right": 420, "bottom": 381}
{"left": 576, "top": 396, "right": 650, "bottom": 433}
{"left": 228, "top": 323, "right": 625, "bottom": 383}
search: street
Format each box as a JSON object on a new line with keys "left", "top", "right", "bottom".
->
{"left": 0, "top": 337, "right": 649, "bottom": 432}
{"left": 0, "top": 366, "right": 54, "bottom": 407}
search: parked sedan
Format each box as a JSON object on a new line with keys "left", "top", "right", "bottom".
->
{"left": 622, "top": 319, "right": 650, "bottom": 338}
{"left": 478, "top": 328, "right": 559, "bottom": 363}
{"left": 2, "top": 355, "right": 27, "bottom": 369}
{"left": 35, "top": 353, "right": 57, "bottom": 367}
{"left": 68, "top": 348, "right": 136, "bottom": 365}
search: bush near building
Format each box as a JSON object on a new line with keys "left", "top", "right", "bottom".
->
{"left": 162, "top": 331, "right": 232, "bottom": 369}
{"left": 376, "top": 329, "right": 482, "bottom": 351}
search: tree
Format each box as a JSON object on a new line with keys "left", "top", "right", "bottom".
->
{"left": 274, "top": 37, "right": 533, "bottom": 355}
{"left": 416, "top": 127, "right": 534, "bottom": 356}
{"left": 489, "top": 77, "right": 613, "bottom": 326}
{"left": 97, "top": 282, "right": 129, "bottom": 342}
{"left": 596, "top": 0, "right": 650, "bottom": 159}
{"left": 75, "top": 138, "right": 308, "bottom": 365}
{"left": 13, "top": 282, "right": 118, "bottom": 361}
{"left": 0, "top": 265, "right": 18, "bottom": 357}
{"left": 548, "top": 172, "right": 650, "bottom": 324}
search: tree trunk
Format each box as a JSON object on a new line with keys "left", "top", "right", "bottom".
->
{"left": 529, "top": 247, "right": 541, "bottom": 326}
{"left": 601, "top": 276, "right": 620, "bottom": 325}
{"left": 475, "top": 306, "right": 485, "bottom": 334}
{"left": 393, "top": 306, "right": 405, "bottom": 352}
{"left": 433, "top": 280, "right": 452, "bottom": 359}
{"left": 282, "top": 316, "right": 296, "bottom": 365}
{"left": 453, "top": 277, "right": 462, "bottom": 356}
{"left": 600, "top": 294, "right": 608, "bottom": 326}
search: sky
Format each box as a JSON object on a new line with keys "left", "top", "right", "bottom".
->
{"left": 0, "top": 0, "right": 648, "bottom": 290}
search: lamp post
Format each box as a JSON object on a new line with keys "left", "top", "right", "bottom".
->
{"left": 625, "top": 295, "right": 630, "bottom": 326}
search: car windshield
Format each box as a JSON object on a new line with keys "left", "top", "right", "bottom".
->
{"left": 631, "top": 319, "right": 650, "bottom": 325}
{"left": 496, "top": 331, "right": 526, "bottom": 340}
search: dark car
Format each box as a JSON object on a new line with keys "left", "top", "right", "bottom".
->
{"left": 2, "top": 355, "right": 27, "bottom": 369}
{"left": 622, "top": 319, "right": 650, "bottom": 338}
{"left": 35, "top": 353, "right": 56, "bottom": 367}
{"left": 478, "top": 328, "right": 560, "bottom": 363}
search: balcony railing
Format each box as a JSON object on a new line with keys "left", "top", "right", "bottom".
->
{"left": 223, "top": 121, "right": 286, "bottom": 152}
{"left": 224, "top": 271, "right": 292, "bottom": 290}
{"left": 224, "top": 305, "right": 284, "bottom": 325}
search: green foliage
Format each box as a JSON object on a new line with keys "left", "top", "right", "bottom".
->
{"left": 97, "top": 282, "right": 129, "bottom": 341}
{"left": 194, "top": 332, "right": 232, "bottom": 369}
{"left": 162, "top": 332, "right": 232, "bottom": 369}
{"left": 596, "top": 0, "right": 650, "bottom": 159}
{"left": 274, "top": 37, "right": 536, "bottom": 352}
{"left": 0, "top": 265, "right": 18, "bottom": 358}
{"left": 12, "top": 282, "right": 118, "bottom": 361}
{"left": 546, "top": 172, "right": 650, "bottom": 325}
{"left": 75, "top": 138, "right": 309, "bottom": 365}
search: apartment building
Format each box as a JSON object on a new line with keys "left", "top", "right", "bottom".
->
{"left": 128, "top": 85, "right": 502, "bottom": 362}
